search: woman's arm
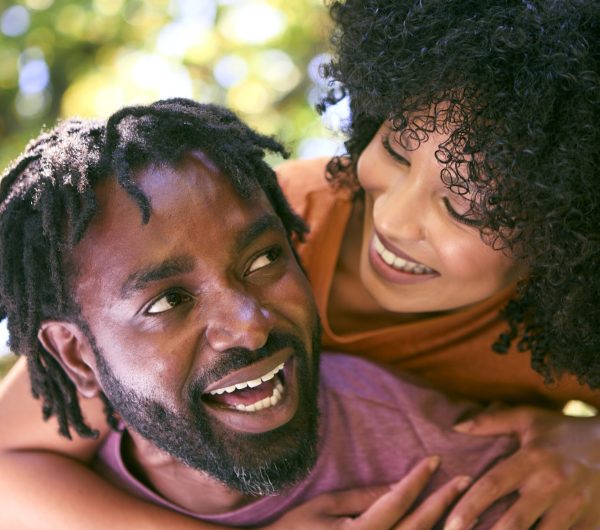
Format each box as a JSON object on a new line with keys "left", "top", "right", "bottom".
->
{"left": 0, "top": 357, "right": 108, "bottom": 460}
{"left": 0, "top": 451, "right": 230, "bottom": 530}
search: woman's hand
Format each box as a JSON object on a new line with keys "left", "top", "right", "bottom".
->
{"left": 445, "top": 406, "right": 600, "bottom": 530}
{"left": 267, "top": 456, "right": 472, "bottom": 530}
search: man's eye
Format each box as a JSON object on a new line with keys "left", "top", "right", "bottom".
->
{"left": 247, "top": 247, "right": 282, "bottom": 274}
{"left": 146, "top": 291, "right": 192, "bottom": 314}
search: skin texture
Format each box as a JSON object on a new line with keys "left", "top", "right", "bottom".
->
{"left": 446, "top": 408, "right": 600, "bottom": 530}
{"left": 323, "top": 0, "right": 600, "bottom": 387}
{"left": 0, "top": 0, "right": 598, "bottom": 526}
{"left": 1, "top": 139, "right": 599, "bottom": 528}
{"left": 1, "top": 141, "right": 599, "bottom": 527}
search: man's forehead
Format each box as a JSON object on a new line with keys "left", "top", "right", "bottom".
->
{"left": 90, "top": 151, "right": 267, "bottom": 228}
{"left": 70, "top": 153, "right": 280, "bottom": 292}
{"left": 134, "top": 151, "right": 251, "bottom": 199}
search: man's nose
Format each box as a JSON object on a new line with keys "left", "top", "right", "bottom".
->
{"left": 205, "top": 289, "right": 273, "bottom": 353}
{"left": 373, "top": 177, "right": 427, "bottom": 242}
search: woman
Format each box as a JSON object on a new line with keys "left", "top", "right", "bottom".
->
{"left": 1, "top": 0, "right": 599, "bottom": 528}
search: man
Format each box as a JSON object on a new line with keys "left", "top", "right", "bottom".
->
{"left": 0, "top": 99, "right": 514, "bottom": 528}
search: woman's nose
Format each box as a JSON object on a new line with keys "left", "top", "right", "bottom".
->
{"left": 373, "top": 178, "right": 427, "bottom": 242}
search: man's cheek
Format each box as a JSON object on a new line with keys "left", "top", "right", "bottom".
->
{"left": 277, "top": 276, "right": 314, "bottom": 319}
{"left": 94, "top": 334, "right": 173, "bottom": 395}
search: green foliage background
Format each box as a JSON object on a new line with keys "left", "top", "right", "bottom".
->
{"left": 0, "top": 0, "right": 335, "bottom": 170}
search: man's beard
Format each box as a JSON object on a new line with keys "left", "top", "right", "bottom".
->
{"left": 91, "top": 324, "right": 321, "bottom": 497}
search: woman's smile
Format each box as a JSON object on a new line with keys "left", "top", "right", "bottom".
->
{"left": 372, "top": 232, "right": 438, "bottom": 275}
{"left": 368, "top": 232, "right": 440, "bottom": 286}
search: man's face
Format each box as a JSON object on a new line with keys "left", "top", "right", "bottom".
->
{"left": 70, "top": 152, "right": 320, "bottom": 494}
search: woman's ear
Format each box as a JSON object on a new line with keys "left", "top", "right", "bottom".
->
{"left": 38, "top": 321, "right": 101, "bottom": 398}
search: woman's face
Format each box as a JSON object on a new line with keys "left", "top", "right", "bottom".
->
{"left": 356, "top": 122, "right": 523, "bottom": 313}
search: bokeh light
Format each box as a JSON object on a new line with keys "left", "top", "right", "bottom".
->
{"left": 93, "top": 0, "right": 126, "bottom": 17}
{"left": 24, "top": 0, "right": 54, "bottom": 11}
{"left": 0, "top": 320, "right": 10, "bottom": 358}
{"left": 213, "top": 54, "right": 248, "bottom": 88}
{"left": 257, "top": 50, "right": 301, "bottom": 93}
{"left": 0, "top": 0, "right": 341, "bottom": 180}
{"left": 19, "top": 57, "right": 50, "bottom": 94}
{"left": 219, "top": 1, "right": 286, "bottom": 44}
{"left": 1, "top": 5, "right": 31, "bottom": 37}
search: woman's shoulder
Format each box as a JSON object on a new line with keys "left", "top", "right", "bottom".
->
{"left": 276, "top": 157, "right": 331, "bottom": 197}
{"left": 275, "top": 157, "right": 352, "bottom": 217}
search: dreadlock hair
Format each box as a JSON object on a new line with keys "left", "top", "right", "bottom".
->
{"left": 0, "top": 98, "right": 308, "bottom": 439}
{"left": 320, "top": 0, "right": 600, "bottom": 387}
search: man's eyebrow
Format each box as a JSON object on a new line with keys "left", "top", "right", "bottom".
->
{"left": 234, "top": 213, "right": 285, "bottom": 253}
{"left": 120, "top": 256, "right": 195, "bottom": 299}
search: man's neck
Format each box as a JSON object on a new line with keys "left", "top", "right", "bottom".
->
{"left": 123, "top": 430, "right": 258, "bottom": 515}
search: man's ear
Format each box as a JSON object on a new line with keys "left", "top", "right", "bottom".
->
{"left": 38, "top": 321, "right": 101, "bottom": 398}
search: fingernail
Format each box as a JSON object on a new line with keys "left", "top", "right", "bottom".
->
{"left": 455, "top": 476, "right": 472, "bottom": 492}
{"left": 453, "top": 420, "right": 473, "bottom": 432}
{"left": 428, "top": 455, "right": 441, "bottom": 471}
{"left": 444, "top": 517, "right": 464, "bottom": 530}
{"left": 445, "top": 517, "right": 478, "bottom": 530}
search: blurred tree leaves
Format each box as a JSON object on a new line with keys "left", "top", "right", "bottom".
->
{"left": 0, "top": 0, "right": 337, "bottom": 171}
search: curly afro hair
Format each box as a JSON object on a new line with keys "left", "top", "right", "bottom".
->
{"left": 321, "top": 0, "right": 600, "bottom": 388}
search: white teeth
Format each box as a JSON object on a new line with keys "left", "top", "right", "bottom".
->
{"left": 235, "top": 381, "right": 285, "bottom": 413}
{"left": 260, "top": 371, "right": 275, "bottom": 382}
{"left": 209, "top": 363, "right": 285, "bottom": 396}
{"left": 373, "top": 235, "right": 435, "bottom": 275}
{"left": 381, "top": 249, "right": 396, "bottom": 265}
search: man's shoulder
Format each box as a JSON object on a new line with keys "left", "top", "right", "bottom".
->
{"left": 320, "top": 353, "right": 432, "bottom": 395}
{"left": 319, "top": 353, "right": 475, "bottom": 427}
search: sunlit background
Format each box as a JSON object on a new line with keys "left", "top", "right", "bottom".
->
{"left": 0, "top": 0, "right": 350, "bottom": 375}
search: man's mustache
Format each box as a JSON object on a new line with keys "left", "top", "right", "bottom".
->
{"left": 189, "top": 331, "right": 306, "bottom": 400}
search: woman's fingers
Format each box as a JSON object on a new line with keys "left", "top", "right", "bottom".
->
{"left": 395, "top": 475, "right": 472, "bottom": 530}
{"left": 351, "top": 456, "right": 442, "bottom": 529}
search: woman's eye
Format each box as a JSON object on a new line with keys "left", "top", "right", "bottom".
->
{"left": 247, "top": 247, "right": 282, "bottom": 274}
{"left": 443, "top": 198, "right": 482, "bottom": 228}
{"left": 146, "top": 291, "right": 192, "bottom": 314}
{"left": 382, "top": 135, "right": 410, "bottom": 165}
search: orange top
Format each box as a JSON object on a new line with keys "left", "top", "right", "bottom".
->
{"left": 277, "top": 157, "right": 600, "bottom": 408}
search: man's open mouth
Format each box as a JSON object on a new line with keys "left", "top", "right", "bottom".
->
{"left": 201, "top": 347, "right": 294, "bottom": 416}
{"left": 203, "top": 362, "right": 286, "bottom": 412}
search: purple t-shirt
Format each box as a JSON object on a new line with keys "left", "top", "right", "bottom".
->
{"left": 96, "top": 353, "right": 517, "bottom": 528}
